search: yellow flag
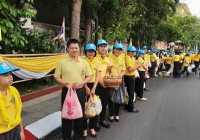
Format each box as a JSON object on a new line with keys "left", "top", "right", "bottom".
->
{"left": 0, "top": 26, "right": 2, "bottom": 41}
{"left": 129, "top": 38, "right": 132, "bottom": 46}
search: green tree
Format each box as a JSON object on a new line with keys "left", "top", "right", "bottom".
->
{"left": 0, "top": 0, "right": 35, "bottom": 53}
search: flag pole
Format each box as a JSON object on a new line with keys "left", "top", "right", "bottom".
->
{"left": 63, "top": 17, "right": 66, "bottom": 53}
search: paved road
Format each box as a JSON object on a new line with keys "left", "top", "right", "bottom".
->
{"left": 24, "top": 74, "right": 200, "bottom": 140}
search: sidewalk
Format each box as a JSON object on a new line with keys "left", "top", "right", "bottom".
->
{"left": 22, "top": 90, "right": 61, "bottom": 127}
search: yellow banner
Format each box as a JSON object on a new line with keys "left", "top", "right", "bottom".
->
{"left": 3, "top": 54, "right": 68, "bottom": 72}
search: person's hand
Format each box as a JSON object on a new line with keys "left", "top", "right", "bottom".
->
{"left": 137, "top": 64, "right": 142, "bottom": 68}
{"left": 65, "top": 83, "right": 73, "bottom": 89}
{"left": 91, "top": 87, "right": 96, "bottom": 96}
{"left": 20, "top": 131, "right": 25, "bottom": 140}
{"left": 99, "top": 81, "right": 107, "bottom": 88}
{"left": 72, "top": 82, "right": 84, "bottom": 90}
{"left": 85, "top": 87, "right": 91, "bottom": 96}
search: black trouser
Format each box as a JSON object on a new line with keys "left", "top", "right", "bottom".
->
{"left": 165, "top": 64, "right": 171, "bottom": 71}
{"left": 96, "top": 85, "right": 110, "bottom": 122}
{"left": 150, "top": 62, "right": 156, "bottom": 77}
{"left": 173, "top": 62, "right": 180, "bottom": 78}
{"left": 124, "top": 75, "right": 135, "bottom": 111}
{"left": 135, "top": 71, "right": 145, "bottom": 98}
{"left": 192, "top": 61, "right": 199, "bottom": 73}
{"left": 108, "top": 97, "right": 120, "bottom": 116}
{"left": 83, "top": 83, "right": 98, "bottom": 130}
{"left": 0, "top": 125, "right": 20, "bottom": 140}
{"left": 180, "top": 66, "right": 189, "bottom": 76}
{"left": 61, "top": 87, "right": 85, "bottom": 140}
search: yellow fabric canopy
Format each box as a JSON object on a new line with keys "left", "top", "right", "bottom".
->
{"left": 2, "top": 54, "right": 68, "bottom": 72}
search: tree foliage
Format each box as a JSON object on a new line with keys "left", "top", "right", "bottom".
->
{"left": 0, "top": 0, "right": 36, "bottom": 53}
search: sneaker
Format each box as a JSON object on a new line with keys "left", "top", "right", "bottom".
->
{"left": 139, "top": 97, "right": 147, "bottom": 101}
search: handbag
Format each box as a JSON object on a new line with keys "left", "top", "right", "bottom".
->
{"left": 85, "top": 97, "right": 96, "bottom": 118}
{"left": 145, "top": 71, "right": 150, "bottom": 79}
{"left": 92, "top": 95, "right": 102, "bottom": 115}
{"left": 61, "top": 88, "right": 83, "bottom": 120}
{"left": 110, "top": 85, "right": 126, "bottom": 104}
{"left": 104, "top": 66, "right": 122, "bottom": 87}
{"left": 135, "top": 70, "right": 140, "bottom": 78}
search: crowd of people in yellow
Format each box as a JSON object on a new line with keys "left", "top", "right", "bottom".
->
{"left": 0, "top": 38, "right": 199, "bottom": 140}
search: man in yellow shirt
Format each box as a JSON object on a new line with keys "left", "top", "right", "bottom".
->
{"left": 124, "top": 46, "right": 140, "bottom": 113}
{"left": 54, "top": 39, "right": 92, "bottom": 140}
{"left": 179, "top": 52, "right": 191, "bottom": 77}
{"left": 0, "top": 63, "right": 25, "bottom": 140}
{"left": 95, "top": 39, "right": 111, "bottom": 128}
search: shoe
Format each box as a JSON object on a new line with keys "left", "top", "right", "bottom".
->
{"left": 94, "top": 123, "right": 101, "bottom": 132}
{"left": 139, "top": 97, "right": 147, "bottom": 101}
{"left": 128, "top": 109, "right": 139, "bottom": 113}
{"left": 99, "top": 121, "right": 110, "bottom": 128}
{"left": 83, "top": 130, "right": 88, "bottom": 139}
{"left": 83, "top": 135, "right": 87, "bottom": 139}
{"left": 89, "top": 133, "right": 97, "bottom": 138}
{"left": 143, "top": 88, "right": 150, "bottom": 91}
{"left": 109, "top": 116, "right": 114, "bottom": 122}
{"left": 114, "top": 117, "right": 119, "bottom": 122}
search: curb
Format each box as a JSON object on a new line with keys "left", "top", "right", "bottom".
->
{"left": 21, "top": 85, "right": 62, "bottom": 102}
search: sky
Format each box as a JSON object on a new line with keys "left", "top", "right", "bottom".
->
{"left": 180, "top": 0, "right": 200, "bottom": 17}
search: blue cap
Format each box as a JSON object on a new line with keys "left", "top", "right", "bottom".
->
{"left": 142, "top": 46, "right": 147, "bottom": 49}
{"left": 147, "top": 50, "right": 152, "bottom": 53}
{"left": 0, "top": 63, "right": 19, "bottom": 75}
{"left": 85, "top": 44, "right": 96, "bottom": 51}
{"left": 127, "top": 46, "right": 136, "bottom": 52}
{"left": 97, "top": 39, "right": 108, "bottom": 46}
{"left": 114, "top": 43, "right": 124, "bottom": 49}
{"left": 153, "top": 49, "right": 157, "bottom": 53}
{"left": 138, "top": 49, "right": 146, "bottom": 54}
{"left": 186, "top": 52, "right": 191, "bottom": 55}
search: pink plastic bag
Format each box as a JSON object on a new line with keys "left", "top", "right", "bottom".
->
{"left": 61, "top": 88, "right": 83, "bottom": 120}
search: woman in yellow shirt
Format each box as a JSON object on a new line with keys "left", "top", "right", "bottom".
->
{"left": 83, "top": 44, "right": 101, "bottom": 138}
{"left": 124, "top": 46, "right": 140, "bottom": 113}
{"left": 0, "top": 63, "right": 25, "bottom": 140}
{"left": 108, "top": 43, "right": 126, "bottom": 122}
{"left": 165, "top": 51, "right": 173, "bottom": 71}
{"left": 179, "top": 52, "right": 191, "bottom": 77}
{"left": 95, "top": 39, "right": 111, "bottom": 129}
{"left": 150, "top": 49, "right": 158, "bottom": 77}
{"left": 192, "top": 51, "right": 200, "bottom": 74}
{"left": 135, "top": 50, "right": 148, "bottom": 101}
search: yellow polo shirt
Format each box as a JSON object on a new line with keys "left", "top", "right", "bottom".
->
{"left": 144, "top": 54, "right": 150, "bottom": 63}
{"left": 194, "top": 54, "right": 200, "bottom": 62}
{"left": 84, "top": 57, "right": 101, "bottom": 83}
{"left": 54, "top": 56, "right": 92, "bottom": 84}
{"left": 150, "top": 53, "right": 157, "bottom": 62}
{"left": 125, "top": 54, "right": 136, "bottom": 76}
{"left": 190, "top": 54, "right": 195, "bottom": 61}
{"left": 173, "top": 55, "right": 180, "bottom": 62}
{"left": 166, "top": 55, "right": 173, "bottom": 64}
{"left": 109, "top": 53, "right": 125, "bottom": 76}
{"left": 138, "top": 57, "right": 146, "bottom": 71}
{"left": 183, "top": 56, "right": 191, "bottom": 67}
{"left": 95, "top": 54, "right": 111, "bottom": 83}
{"left": 0, "top": 86, "right": 22, "bottom": 134}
